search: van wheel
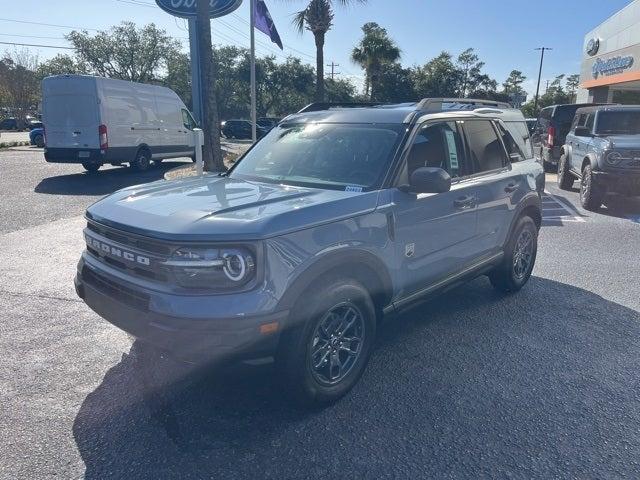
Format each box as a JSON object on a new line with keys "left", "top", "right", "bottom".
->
{"left": 131, "top": 149, "right": 151, "bottom": 171}
{"left": 34, "top": 134, "right": 45, "bottom": 148}
{"left": 580, "top": 164, "right": 605, "bottom": 211}
{"left": 82, "top": 162, "right": 100, "bottom": 173}
{"left": 490, "top": 215, "right": 538, "bottom": 293}
{"left": 276, "top": 277, "right": 376, "bottom": 408}
{"left": 557, "top": 154, "right": 575, "bottom": 190}
{"left": 152, "top": 159, "right": 163, "bottom": 166}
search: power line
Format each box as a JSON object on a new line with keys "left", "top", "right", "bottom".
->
{"left": 0, "top": 41, "right": 72, "bottom": 50}
{"left": 0, "top": 17, "right": 99, "bottom": 31}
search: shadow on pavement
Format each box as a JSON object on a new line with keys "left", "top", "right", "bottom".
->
{"left": 73, "top": 276, "right": 640, "bottom": 478}
{"left": 34, "top": 161, "right": 189, "bottom": 196}
{"left": 599, "top": 195, "right": 640, "bottom": 220}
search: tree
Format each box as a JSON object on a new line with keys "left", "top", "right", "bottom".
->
{"left": 351, "top": 22, "right": 401, "bottom": 100}
{"left": 566, "top": 74, "right": 580, "bottom": 102}
{"left": 36, "top": 54, "right": 87, "bottom": 81}
{"left": 502, "top": 69, "right": 526, "bottom": 96}
{"left": 326, "top": 76, "right": 357, "bottom": 102}
{"left": 196, "top": 0, "right": 224, "bottom": 171}
{"left": 0, "top": 49, "right": 40, "bottom": 117}
{"left": 164, "top": 51, "right": 191, "bottom": 108}
{"left": 291, "top": 0, "right": 365, "bottom": 102}
{"left": 456, "top": 48, "right": 485, "bottom": 97}
{"left": 374, "top": 63, "right": 415, "bottom": 102}
{"left": 66, "top": 22, "right": 180, "bottom": 83}
{"left": 412, "top": 51, "right": 462, "bottom": 98}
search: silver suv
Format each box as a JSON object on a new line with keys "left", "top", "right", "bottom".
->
{"left": 75, "top": 99, "right": 544, "bottom": 407}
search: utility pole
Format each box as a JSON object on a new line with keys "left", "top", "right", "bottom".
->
{"left": 534, "top": 47, "right": 552, "bottom": 113}
{"left": 196, "top": 0, "right": 224, "bottom": 172}
{"left": 250, "top": 0, "right": 257, "bottom": 143}
{"left": 326, "top": 61, "right": 340, "bottom": 80}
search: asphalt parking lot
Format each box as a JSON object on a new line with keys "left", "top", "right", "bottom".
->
{"left": 2, "top": 148, "right": 640, "bottom": 479}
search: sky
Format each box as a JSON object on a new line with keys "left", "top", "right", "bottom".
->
{"left": 0, "top": 0, "right": 633, "bottom": 99}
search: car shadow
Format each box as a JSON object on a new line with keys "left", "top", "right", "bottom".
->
{"left": 599, "top": 195, "right": 640, "bottom": 220}
{"left": 72, "top": 276, "right": 640, "bottom": 478}
{"left": 34, "top": 161, "right": 190, "bottom": 196}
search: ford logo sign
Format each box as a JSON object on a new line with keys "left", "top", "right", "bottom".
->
{"left": 155, "top": 0, "right": 243, "bottom": 18}
{"left": 586, "top": 38, "right": 600, "bottom": 56}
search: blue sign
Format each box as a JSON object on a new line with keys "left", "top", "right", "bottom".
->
{"left": 155, "top": 0, "right": 243, "bottom": 18}
{"left": 592, "top": 55, "right": 634, "bottom": 79}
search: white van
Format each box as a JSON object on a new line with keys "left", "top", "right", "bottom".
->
{"left": 42, "top": 75, "right": 197, "bottom": 172}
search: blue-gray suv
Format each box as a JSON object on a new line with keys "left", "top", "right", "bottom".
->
{"left": 558, "top": 105, "right": 640, "bottom": 210}
{"left": 75, "top": 99, "right": 544, "bottom": 406}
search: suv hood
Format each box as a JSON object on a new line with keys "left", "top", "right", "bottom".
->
{"left": 86, "top": 174, "right": 379, "bottom": 241}
{"left": 603, "top": 135, "right": 640, "bottom": 149}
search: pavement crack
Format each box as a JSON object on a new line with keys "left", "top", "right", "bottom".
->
{"left": 0, "top": 289, "right": 82, "bottom": 303}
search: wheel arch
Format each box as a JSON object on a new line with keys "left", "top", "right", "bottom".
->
{"left": 504, "top": 193, "right": 542, "bottom": 248}
{"left": 135, "top": 143, "right": 152, "bottom": 162}
{"left": 276, "top": 248, "right": 394, "bottom": 322}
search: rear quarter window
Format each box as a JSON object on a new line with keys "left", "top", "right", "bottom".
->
{"left": 502, "top": 121, "right": 534, "bottom": 160}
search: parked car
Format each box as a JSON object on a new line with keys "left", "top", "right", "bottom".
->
{"left": 532, "top": 103, "right": 605, "bottom": 171}
{"left": 75, "top": 98, "right": 543, "bottom": 407}
{"left": 525, "top": 118, "right": 537, "bottom": 134}
{"left": 27, "top": 120, "right": 43, "bottom": 130}
{"left": 42, "top": 74, "right": 197, "bottom": 173}
{"left": 29, "top": 127, "right": 45, "bottom": 147}
{"left": 558, "top": 105, "right": 640, "bottom": 210}
{"left": 257, "top": 117, "right": 280, "bottom": 131}
{"left": 0, "top": 117, "right": 22, "bottom": 131}
{"left": 221, "top": 119, "right": 267, "bottom": 139}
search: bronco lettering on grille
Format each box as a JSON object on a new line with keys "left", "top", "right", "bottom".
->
{"left": 85, "top": 234, "right": 151, "bottom": 266}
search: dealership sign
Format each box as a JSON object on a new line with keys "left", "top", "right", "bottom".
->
{"left": 155, "top": 0, "right": 243, "bottom": 18}
{"left": 592, "top": 55, "right": 634, "bottom": 78}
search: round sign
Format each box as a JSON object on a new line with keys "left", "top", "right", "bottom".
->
{"left": 155, "top": 0, "right": 243, "bottom": 18}
{"left": 586, "top": 38, "right": 600, "bottom": 57}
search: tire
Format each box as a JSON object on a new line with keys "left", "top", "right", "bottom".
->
{"left": 557, "top": 153, "right": 575, "bottom": 190}
{"left": 131, "top": 148, "right": 151, "bottom": 171}
{"left": 82, "top": 162, "right": 100, "bottom": 173}
{"left": 580, "top": 163, "right": 605, "bottom": 211}
{"left": 34, "top": 134, "right": 44, "bottom": 148}
{"left": 153, "top": 159, "right": 163, "bottom": 166}
{"left": 276, "top": 277, "right": 377, "bottom": 408}
{"left": 489, "top": 216, "right": 538, "bottom": 293}
{"left": 543, "top": 159, "right": 556, "bottom": 173}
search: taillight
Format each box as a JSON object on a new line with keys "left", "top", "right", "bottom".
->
{"left": 99, "top": 124, "right": 108, "bottom": 150}
{"left": 547, "top": 126, "right": 555, "bottom": 147}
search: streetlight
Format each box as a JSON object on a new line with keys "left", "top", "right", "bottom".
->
{"left": 534, "top": 47, "right": 552, "bottom": 113}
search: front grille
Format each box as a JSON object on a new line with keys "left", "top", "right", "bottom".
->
{"left": 83, "top": 267, "right": 150, "bottom": 311}
{"left": 85, "top": 221, "right": 169, "bottom": 283}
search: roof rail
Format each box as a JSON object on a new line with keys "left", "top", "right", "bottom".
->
{"left": 417, "top": 98, "right": 512, "bottom": 112}
{"left": 297, "top": 102, "right": 386, "bottom": 113}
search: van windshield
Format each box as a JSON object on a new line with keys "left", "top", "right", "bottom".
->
{"left": 46, "top": 94, "right": 97, "bottom": 127}
{"left": 230, "top": 123, "right": 404, "bottom": 190}
{"left": 596, "top": 111, "right": 640, "bottom": 135}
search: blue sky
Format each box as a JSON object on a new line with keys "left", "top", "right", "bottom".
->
{"left": 0, "top": 0, "right": 632, "bottom": 98}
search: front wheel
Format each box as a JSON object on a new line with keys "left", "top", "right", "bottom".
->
{"left": 34, "top": 134, "right": 45, "bottom": 148}
{"left": 490, "top": 216, "right": 538, "bottom": 293}
{"left": 580, "top": 164, "right": 605, "bottom": 211}
{"left": 276, "top": 277, "right": 376, "bottom": 408}
{"left": 130, "top": 148, "right": 151, "bottom": 172}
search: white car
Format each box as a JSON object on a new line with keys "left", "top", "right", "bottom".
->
{"left": 42, "top": 74, "right": 198, "bottom": 173}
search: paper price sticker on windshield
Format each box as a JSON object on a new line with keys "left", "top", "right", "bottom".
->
{"left": 345, "top": 186, "right": 363, "bottom": 192}
{"left": 444, "top": 130, "right": 459, "bottom": 170}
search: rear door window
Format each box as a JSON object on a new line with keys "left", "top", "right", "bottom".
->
{"left": 463, "top": 120, "right": 508, "bottom": 173}
{"left": 46, "top": 94, "right": 97, "bottom": 127}
{"left": 498, "top": 122, "right": 533, "bottom": 160}
{"left": 406, "top": 121, "right": 468, "bottom": 180}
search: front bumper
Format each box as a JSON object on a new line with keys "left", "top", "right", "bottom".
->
{"left": 75, "top": 255, "right": 287, "bottom": 364}
{"left": 593, "top": 170, "right": 640, "bottom": 196}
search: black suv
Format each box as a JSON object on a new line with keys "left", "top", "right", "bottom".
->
{"left": 532, "top": 103, "right": 603, "bottom": 171}
{"left": 221, "top": 119, "right": 267, "bottom": 139}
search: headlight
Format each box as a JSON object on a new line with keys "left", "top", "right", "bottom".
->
{"left": 606, "top": 151, "right": 623, "bottom": 166}
{"left": 163, "top": 246, "right": 256, "bottom": 289}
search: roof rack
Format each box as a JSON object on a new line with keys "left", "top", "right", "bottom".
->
{"left": 297, "top": 102, "right": 386, "bottom": 113}
{"left": 417, "top": 98, "right": 512, "bottom": 112}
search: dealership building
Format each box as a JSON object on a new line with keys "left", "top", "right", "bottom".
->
{"left": 577, "top": 0, "right": 640, "bottom": 104}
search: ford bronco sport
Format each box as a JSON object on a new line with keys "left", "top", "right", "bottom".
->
{"left": 558, "top": 105, "right": 640, "bottom": 210}
{"left": 75, "top": 99, "right": 544, "bottom": 406}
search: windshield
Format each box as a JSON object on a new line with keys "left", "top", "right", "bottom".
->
{"left": 596, "top": 111, "right": 640, "bottom": 135}
{"left": 230, "top": 123, "right": 404, "bottom": 190}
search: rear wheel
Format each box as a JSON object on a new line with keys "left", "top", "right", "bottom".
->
{"left": 490, "top": 216, "right": 538, "bottom": 293}
{"left": 152, "top": 159, "right": 163, "bottom": 166}
{"left": 557, "top": 153, "right": 575, "bottom": 190}
{"left": 82, "top": 162, "right": 100, "bottom": 173}
{"left": 580, "top": 164, "right": 605, "bottom": 211}
{"left": 34, "top": 134, "right": 45, "bottom": 148}
{"left": 276, "top": 277, "right": 376, "bottom": 408}
{"left": 131, "top": 148, "right": 151, "bottom": 171}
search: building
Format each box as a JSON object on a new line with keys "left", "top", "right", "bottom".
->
{"left": 577, "top": 0, "right": 640, "bottom": 104}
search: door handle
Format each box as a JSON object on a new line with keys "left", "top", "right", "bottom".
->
{"left": 504, "top": 182, "right": 519, "bottom": 193}
{"left": 454, "top": 195, "right": 475, "bottom": 209}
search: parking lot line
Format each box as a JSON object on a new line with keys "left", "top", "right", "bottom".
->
{"left": 541, "top": 191, "right": 586, "bottom": 225}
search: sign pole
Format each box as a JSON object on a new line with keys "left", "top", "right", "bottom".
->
{"left": 188, "top": 18, "right": 203, "bottom": 124}
{"left": 250, "top": 0, "right": 257, "bottom": 143}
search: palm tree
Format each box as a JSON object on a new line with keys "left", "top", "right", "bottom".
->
{"left": 351, "top": 22, "right": 401, "bottom": 101}
{"left": 292, "top": 0, "right": 365, "bottom": 102}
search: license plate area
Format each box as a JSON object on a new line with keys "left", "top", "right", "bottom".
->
{"left": 78, "top": 151, "right": 90, "bottom": 158}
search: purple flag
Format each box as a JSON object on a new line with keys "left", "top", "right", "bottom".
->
{"left": 253, "top": 0, "right": 283, "bottom": 50}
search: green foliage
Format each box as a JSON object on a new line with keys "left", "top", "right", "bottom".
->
{"left": 36, "top": 54, "right": 87, "bottom": 81}
{"left": 412, "top": 52, "right": 462, "bottom": 98}
{"left": 0, "top": 49, "right": 40, "bottom": 115}
{"left": 521, "top": 73, "right": 576, "bottom": 116}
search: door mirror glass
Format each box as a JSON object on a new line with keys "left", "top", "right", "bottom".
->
{"left": 574, "top": 126, "right": 592, "bottom": 137}
{"left": 408, "top": 167, "right": 451, "bottom": 194}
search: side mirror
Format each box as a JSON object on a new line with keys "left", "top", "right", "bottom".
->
{"left": 574, "top": 126, "right": 593, "bottom": 137}
{"left": 405, "top": 167, "right": 451, "bottom": 194}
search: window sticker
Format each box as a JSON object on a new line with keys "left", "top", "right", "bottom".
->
{"left": 444, "top": 129, "right": 459, "bottom": 170}
{"left": 345, "top": 186, "right": 363, "bottom": 192}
